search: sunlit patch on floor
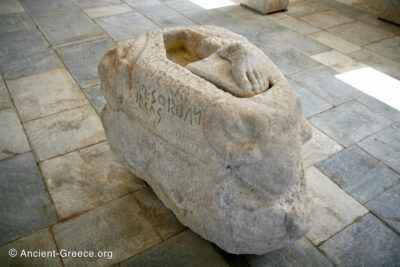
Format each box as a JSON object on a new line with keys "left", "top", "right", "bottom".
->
{"left": 189, "top": 0, "right": 236, "bottom": 9}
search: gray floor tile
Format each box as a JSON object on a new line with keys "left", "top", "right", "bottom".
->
{"left": 73, "top": 0, "right": 122, "bottom": 8}
{"left": 0, "top": 108, "right": 30, "bottom": 160}
{"left": 0, "top": 49, "right": 62, "bottom": 80}
{"left": 7, "top": 68, "right": 88, "bottom": 122}
{"left": 0, "top": 153, "right": 57, "bottom": 245}
{"left": 182, "top": 9, "right": 233, "bottom": 25}
{"left": 0, "top": 79, "right": 12, "bottom": 110}
{"left": 264, "top": 46, "right": 319, "bottom": 75}
{"left": 366, "top": 36, "right": 400, "bottom": 64}
{"left": 166, "top": 0, "right": 202, "bottom": 11}
{"left": 136, "top": 3, "right": 179, "bottom": 20}
{"left": 320, "top": 214, "right": 400, "bottom": 266}
{"left": 0, "top": 29, "right": 48, "bottom": 56}
{"left": 356, "top": 13, "right": 400, "bottom": 36}
{"left": 82, "top": 85, "right": 106, "bottom": 115}
{"left": 247, "top": 238, "right": 333, "bottom": 267}
{"left": 24, "top": 105, "right": 106, "bottom": 161}
{"left": 96, "top": 12, "right": 159, "bottom": 41}
{"left": 52, "top": 195, "right": 161, "bottom": 266}
{"left": 286, "top": 1, "right": 329, "bottom": 17}
{"left": 358, "top": 127, "right": 400, "bottom": 173}
{"left": 0, "top": 0, "right": 24, "bottom": 14}
{"left": 289, "top": 65, "right": 362, "bottom": 105}
{"left": 244, "top": 18, "right": 292, "bottom": 37}
{"left": 0, "top": 12, "right": 35, "bottom": 34}
{"left": 272, "top": 31, "right": 331, "bottom": 55}
{"left": 134, "top": 187, "right": 184, "bottom": 240}
{"left": 310, "top": 100, "right": 391, "bottom": 147}
{"left": 316, "top": 146, "right": 400, "bottom": 203}
{"left": 366, "top": 184, "right": 400, "bottom": 233}
{"left": 357, "top": 94, "right": 400, "bottom": 122}
{"left": 57, "top": 38, "right": 115, "bottom": 87}
{"left": 20, "top": 0, "right": 79, "bottom": 17}
{"left": 121, "top": 231, "right": 229, "bottom": 267}
{"left": 40, "top": 141, "right": 145, "bottom": 219}
{"left": 288, "top": 79, "right": 333, "bottom": 118}
{"left": 153, "top": 14, "right": 197, "bottom": 28}
{"left": 394, "top": 122, "right": 400, "bottom": 131}
{"left": 34, "top": 12, "right": 104, "bottom": 45}
{"left": 124, "top": 0, "right": 161, "bottom": 8}
{"left": 316, "top": 0, "right": 367, "bottom": 18}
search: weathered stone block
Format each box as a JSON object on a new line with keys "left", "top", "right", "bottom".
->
{"left": 241, "top": 0, "right": 289, "bottom": 14}
{"left": 99, "top": 26, "right": 313, "bottom": 254}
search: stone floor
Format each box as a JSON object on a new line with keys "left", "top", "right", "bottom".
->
{"left": 1, "top": 0, "right": 399, "bottom": 266}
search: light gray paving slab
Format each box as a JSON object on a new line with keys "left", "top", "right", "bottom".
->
{"left": 73, "top": 0, "right": 122, "bottom": 8}
{"left": 288, "top": 79, "right": 332, "bottom": 118}
{"left": 366, "top": 184, "right": 400, "bottom": 233}
{"left": 166, "top": 0, "right": 202, "bottom": 11}
{"left": 40, "top": 141, "right": 145, "bottom": 219}
{"left": 264, "top": 46, "right": 319, "bottom": 75}
{"left": 366, "top": 36, "right": 400, "bottom": 64}
{"left": 272, "top": 30, "right": 331, "bottom": 55}
{"left": 357, "top": 94, "right": 400, "bottom": 122}
{"left": 305, "top": 167, "right": 368, "bottom": 245}
{"left": 394, "top": 122, "right": 400, "bottom": 131}
{"left": 134, "top": 187, "right": 184, "bottom": 240}
{"left": 0, "top": 12, "right": 35, "bottom": 34}
{"left": 153, "top": 14, "right": 196, "bottom": 28}
{"left": 276, "top": 17, "right": 319, "bottom": 35}
{"left": 310, "top": 100, "right": 391, "bottom": 147}
{"left": 0, "top": 228, "right": 62, "bottom": 266}
{"left": 0, "top": 153, "right": 57, "bottom": 245}
{"left": 52, "top": 195, "right": 161, "bottom": 266}
{"left": 300, "top": 10, "right": 354, "bottom": 29}
{"left": 358, "top": 127, "right": 400, "bottom": 173}
{"left": 124, "top": 0, "right": 161, "bottom": 8}
{"left": 0, "top": 80, "right": 12, "bottom": 110}
{"left": 350, "top": 49, "right": 400, "bottom": 80}
{"left": 316, "top": 0, "right": 367, "bottom": 18}
{"left": 0, "top": 108, "right": 30, "bottom": 160}
{"left": 57, "top": 38, "right": 115, "bottom": 87}
{"left": 0, "top": 49, "right": 62, "bottom": 80}
{"left": 0, "top": 0, "right": 24, "bottom": 14}
{"left": 96, "top": 12, "right": 159, "bottom": 41}
{"left": 247, "top": 238, "right": 333, "bottom": 267}
{"left": 0, "top": 29, "right": 48, "bottom": 56}
{"left": 244, "top": 18, "right": 292, "bottom": 37}
{"left": 20, "top": 0, "right": 79, "bottom": 17}
{"left": 356, "top": 13, "right": 400, "bottom": 35}
{"left": 121, "top": 231, "right": 228, "bottom": 267}
{"left": 83, "top": 4, "right": 132, "bottom": 19}
{"left": 136, "top": 3, "right": 179, "bottom": 20}
{"left": 316, "top": 146, "right": 400, "bottom": 203}
{"left": 286, "top": 1, "right": 328, "bottom": 17}
{"left": 289, "top": 65, "right": 362, "bottom": 105}
{"left": 33, "top": 12, "right": 104, "bottom": 45}
{"left": 82, "top": 85, "right": 106, "bottom": 115}
{"left": 320, "top": 214, "right": 400, "bottom": 266}
{"left": 24, "top": 105, "right": 106, "bottom": 161}
{"left": 328, "top": 21, "right": 393, "bottom": 46}
{"left": 308, "top": 31, "right": 362, "bottom": 54}
{"left": 7, "top": 68, "right": 88, "bottom": 122}
{"left": 302, "top": 125, "right": 343, "bottom": 168}
{"left": 182, "top": 9, "right": 236, "bottom": 25}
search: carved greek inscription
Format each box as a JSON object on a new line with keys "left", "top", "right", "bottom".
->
{"left": 136, "top": 87, "right": 201, "bottom": 125}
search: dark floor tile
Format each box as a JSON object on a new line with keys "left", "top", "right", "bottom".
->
{"left": 310, "top": 100, "right": 391, "bottom": 146}
{"left": 121, "top": 231, "right": 229, "bottom": 267}
{"left": 264, "top": 46, "right": 319, "bottom": 75}
{"left": 153, "top": 14, "right": 196, "bottom": 28}
{"left": 134, "top": 187, "right": 184, "bottom": 240}
{"left": 289, "top": 65, "right": 362, "bottom": 105}
{"left": 273, "top": 31, "right": 331, "bottom": 55}
{"left": 320, "top": 214, "right": 400, "bottom": 266}
{"left": 247, "top": 238, "right": 333, "bottom": 267}
{"left": 34, "top": 12, "right": 104, "bottom": 45}
{"left": 52, "top": 195, "right": 161, "bottom": 266}
{"left": 136, "top": 3, "right": 179, "bottom": 20}
{"left": 0, "top": 49, "right": 62, "bottom": 80}
{"left": 288, "top": 79, "right": 332, "bottom": 118}
{"left": 358, "top": 127, "right": 400, "bottom": 173}
{"left": 82, "top": 85, "right": 106, "bottom": 115}
{"left": 57, "top": 38, "right": 115, "bottom": 87}
{"left": 357, "top": 94, "right": 400, "bottom": 122}
{"left": 0, "top": 153, "right": 57, "bottom": 245}
{"left": 0, "top": 30, "right": 48, "bottom": 56}
{"left": 0, "top": 12, "right": 35, "bottom": 34}
{"left": 366, "top": 184, "right": 400, "bottom": 233}
{"left": 96, "top": 12, "right": 159, "bottom": 41}
{"left": 20, "top": 0, "right": 79, "bottom": 17}
{"left": 316, "top": 146, "right": 400, "bottom": 203}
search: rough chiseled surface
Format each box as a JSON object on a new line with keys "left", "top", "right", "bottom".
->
{"left": 99, "top": 26, "right": 313, "bottom": 254}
